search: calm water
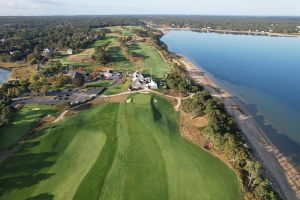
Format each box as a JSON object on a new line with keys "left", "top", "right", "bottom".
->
{"left": 162, "top": 31, "right": 300, "bottom": 169}
{"left": 0, "top": 67, "right": 10, "bottom": 84}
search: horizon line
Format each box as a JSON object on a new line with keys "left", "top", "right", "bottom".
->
{"left": 0, "top": 14, "right": 300, "bottom": 18}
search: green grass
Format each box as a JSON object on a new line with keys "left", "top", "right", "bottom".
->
{"left": 0, "top": 104, "right": 117, "bottom": 200}
{"left": 0, "top": 104, "right": 58, "bottom": 150}
{"left": 0, "top": 93, "right": 242, "bottom": 200}
{"left": 106, "top": 26, "right": 144, "bottom": 37}
{"left": 92, "top": 35, "right": 119, "bottom": 48}
{"left": 103, "top": 79, "right": 131, "bottom": 95}
{"left": 107, "top": 46, "right": 136, "bottom": 71}
{"left": 53, "top": 56, "right": 92, "bottom": 68}
{"left": 129, "top": 43, "right": 171, "bottom": 78}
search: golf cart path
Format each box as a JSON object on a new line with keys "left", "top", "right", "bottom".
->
{"left": 102, "top": 89, "right": 193, "bottom": 111}
{"left": 53, "top": 110, "right": 69, "bottom": 123}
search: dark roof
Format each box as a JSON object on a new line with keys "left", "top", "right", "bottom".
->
{"left": 72, "top": 72, "right": 84, "bottom": 79}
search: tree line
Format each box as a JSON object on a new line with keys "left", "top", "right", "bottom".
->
{"left": 143, "top": 16, "right": 300, "bottom": 34}
{"left": 0, "top": 79, "right": 30, "bottom": 127}
{"left": 165, "top": 65, "right": 280, "bottom": 200}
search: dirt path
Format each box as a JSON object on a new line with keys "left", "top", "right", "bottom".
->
{"left": 53, "top": 110, "right": 69, "bottom": 123}
{"left": 153, "top": 46, "right": 168, "bottom": 63}
{"left": 178, "top": 57, "right": 299, "bottom": 200}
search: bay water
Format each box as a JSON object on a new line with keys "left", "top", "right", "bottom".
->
{"left": 162, "top": 31, "right": 300, "bottom": 169}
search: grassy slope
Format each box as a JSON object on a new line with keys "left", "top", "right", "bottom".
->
{"left": 0, "top": 94, "right": 241, "bottom": 200}
{"left": 0, "top": 104, "right": 117, "bottom": 200}
{"left": 130, "top": 43, "right": 171, "bottom": 78}
{"left": 107, "top": 46, "right": 136, "bottom": 71}
{"left": 103, "top": 79, "right": 131, "bottom": 95}
{"left": 92, "top": 35, "right": 119, "bottom": 48}
{"left": 0, "top": 104, "right": 58, "bottom": 150}
{"left": 99, "top": 94, "right": 242, "bottom": 200}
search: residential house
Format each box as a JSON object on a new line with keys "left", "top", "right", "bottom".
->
{"left": 103, "top": 70, "right": 113, "bottom": 80}
{"left": 43, "top": 48, "right": 51, "bottom": 54}
{"left": 102, "top": 70, "right": 121, "bottom": 80}
{"left": 146, "top": 79, "right": 158, "bottom": 89}
{"left": 130, "top": 71, "right": 158, "bottom": 90}
{"left": 67, "top": 48, "right": 73, "bottom": 55}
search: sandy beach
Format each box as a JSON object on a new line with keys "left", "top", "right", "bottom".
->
{"left": 175, "top": 56, "right": 300, "bottom": 200}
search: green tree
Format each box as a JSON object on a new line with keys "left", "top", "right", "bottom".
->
{"left": 73, "top": 76, "right": 84, "bottom": 87}
{"left": 93, "top": 44, "right": 109, "bottom": 65}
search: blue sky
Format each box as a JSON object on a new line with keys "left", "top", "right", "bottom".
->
{"left": 0, "top": 0, "right": 300, "bottom": 16}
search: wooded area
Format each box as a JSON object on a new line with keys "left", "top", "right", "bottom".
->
{"left": 0, "top": 16, "right": 143, "bottom": 62}
{"left": 143, "top": 16, "right": 300, "bottom": 33}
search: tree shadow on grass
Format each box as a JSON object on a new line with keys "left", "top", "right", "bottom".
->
{"left": 107, "top": 47, "right": 128, "bottom": 63}
{"left": 128, "top": 43, "right": 141, "bottom": 51}
{"left": 151, "top": 96, "right": 162, "bottom": 122}
{"left": 26, "top": 193, "right": 54, "bottom": 200}
{"left": 0, "top": 148, "right": 57, "bottom": 196}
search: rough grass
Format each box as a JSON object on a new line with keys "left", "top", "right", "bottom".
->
{"left": 0, "top": 104, "right": 58, "bottom": 150}
{"left": 0, "top": 62, "right": 36, "bottom": 79}
{"left": 0, "top": 94, "right": 242, "bottom": 200}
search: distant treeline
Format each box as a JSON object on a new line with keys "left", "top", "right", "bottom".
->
{"left": 0, "top": 16, "right": 144, "bottom": 62}
{"left": 142, "top": 15, "right": 300, "bottom": 33}
{"left": 1, "top": 15, "right": 299, "bottom": 63}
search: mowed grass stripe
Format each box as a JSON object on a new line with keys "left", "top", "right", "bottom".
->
{"left": 73, "top": 103, "right": 119, "bottom": 200}
{"left": 98, "top": 104, "right": 130, "bottom": 200}
{"left": 122, "top": 95, "right": 169, "bottom": 200}
{"left": 0, "top": 94, "right": 242, "bottom": 200}
{"left": 31, "top": 131, "right": 106, "bottom": 200}
{"left": 0, "top": 117, "right": 83, "bottom": 200}
{"left": 148, "top": 94, "right": 242, "bottom": 200}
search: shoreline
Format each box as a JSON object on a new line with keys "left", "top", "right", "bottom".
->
{"left": 0, "top": 62, "right": 36, "bottom": 81}
{"left": 0, "top": 66, "right": 12, "bottom": 84}
{"left": 175, "top": 56, "right": 300, "bottom": 200}
{"left": 157, "top": 27, "right": 300, "bottom": 38}
{"left": 0, "top": 66, "right": 13, "bottom": 71}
